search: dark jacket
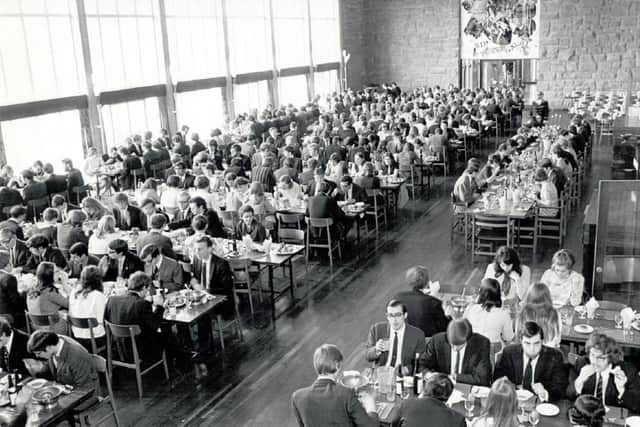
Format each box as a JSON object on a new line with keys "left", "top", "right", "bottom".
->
{"left": 66, "top": 169, "right": 87, "bottom": 205}
{"left": 0, "top": 329, "right": 30, "bottom": 377}
{"left": 291, "top": 378, "right": 379, "bottom": 427}
{"left": 191, "top": 253, "right": 233, "bottom": 317}
{"left": 0, "top": 188, "right": 24, "bottom": 220}
{"left": 334, "top": 183, "right": 368, "bottom": 203}
{"left": 113, "top": 205, "right": 144, "bottom": 231}
{"left": 142, "top": 150, "right": 162, "bottom": 177}
{"left": 68, "top": 255, "right": 100, "bottom": 279}
{"left": 98, "top": 251, "right": 145, "bottom": 282}
{"left": 136, "top": 230, "right": 176, "bottom": 259}
{"left": 307, "top": 194, "right": 346, "bottom": 223}
{"left": 57, "top": 224, "right": 89, "bottom": 252}
{"left": 393, "top": 290, "right": 449, "bottom": 338}
{"left": 0, "top": 271, "right": 26, "bottom": 327}
{"left": 365, "top": 322, "right": 426, "bottom": 369}
{"left": 120, "top": 155, "right": 143, "bottom": 191}
{"left": 23, "top": 247, "right": 68, "bottom": 274}
{"left": 22, "top": 182, "right": 48, "bottom": 203}
{"left": 46, "top": 336, "right": 98, "bottom": 391}
{"left": 104, "top": 292, "right": 165, "bottom": 363}
{"left": 190, "top": 141, "right": 207, "bottom": 159}
{"left": 494, "top": 344, "right": 568, "bottom": 401}
{"left": 168, "top": 208, "right": 193, "bottom": 231}
{"left": 8, "top": 239, "right": 30, "bottom": 269}
{"left": 203, "top": 210, "right": 225, "bottom": 238}
{"left": 44, "top": 174, "right": 68, "bottom": 196}
{"left": 235, "top": 220, "right": 267, "bottom": 243}
{"left": 0, "top": 219, "right": 24, "bottom": 241}
{"left": 424, "top": 332, "right": 492, "bottom": 386}
{"left": 144, "top": 256, "right": 184, "bottom": 292}
{"left": 176, "top": 173, "right": 196, "bottom": 189}
{"left": 399, "top": 396, "right": 466, "bottom": 427}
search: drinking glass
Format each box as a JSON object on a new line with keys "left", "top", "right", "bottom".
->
{"left": 614, "top": 313, "right": 623, "bottom": 329}
{"left": 464, "top": 394, "right": 475, "bottom": 417}
{"left": 529, "top": 409, "right": 540, "bottom": 426}
{"left": 401, "top": 384, "right": 410, "bottom": 400}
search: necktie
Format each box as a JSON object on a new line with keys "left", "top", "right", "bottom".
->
{"left": 152, "top": 265, "right": 158, "bottom": 279}
{"left": 201, "top": 261, "right": 207, "bottom": 288}
{"left": 9, "top": 248, "right": 15, "bottom": 268}
{"left": 594, "top": 374, "right": 603, "bottom": 402}
{"left": 389, "top": 332, "right": 399, "bottom": 367}
{"left": 452, "top": 349, "right": 461, "bottom": 375}
{"left": 523, "top": 358, "right": 533, "bottom": 391}
{"left": 0, "top": 346, "right": 8, "bottom": 371}
{"left": 502, "top": 273, "right": 512, "bottom": 297}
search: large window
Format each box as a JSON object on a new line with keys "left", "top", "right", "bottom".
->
{"left": 272, "top": 0, "right": 310, "bottom": 69}
{"left": 279, "top": 75, "right": 308, "bottom": 107}
{"left": 85, "top": 0, "right": 164, "bottom": 92}
{"left": 176, "top": 89, "right": 225, "bottom": 137}
{"left": 314, "top": 70, "right": 339, "bottom": 97}
{"left": 226, "top": 0, "right": 272, "bottom": 75}
{"left": 0, "top": 0, "right": 84, "bottom": 104}
{"left": 2, "top": 111, "right": 84, "bottom": 173}
{"left": 100, "top": 98, "right": 161, "bottom": 148}
{"left": 165, "top": 0, "right": 226, "bottom": 82}
{"left": 309, "top": 0, "right": 340, "bottom": 65}
{"left": 234, "top": 81, "right": 269, "bottom": 116}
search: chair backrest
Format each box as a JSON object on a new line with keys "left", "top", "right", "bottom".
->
{"left": 473, "top": 215, "right": 511, "bottom": 229}
{"left": 71, "top": 184, "right": 92, "bottom": 194}
{"left": 105, "top": 321, "right": 141, "bottom": 338}
{"left": 227, "top": 258, "right": 251, "bottom": 284}
{"left": 92, "top": 353, "right": 108, "bottom": 374}
{"left": 28, "top": 196, "right": 50, "bottom": 219}
{"left": 68, "top": 316, "right": 99, "bottom": 329}
{"left": 276, "top": 212, "right": 303, "bottom": 229}
{"left": 306, "top": 217, "right": 333, "bottom": 229}
{"left": 27, "top": 311, "right": 60, "bottom": 329}
{"left": 278, "top": 228, "right": 304, "bottom": 244}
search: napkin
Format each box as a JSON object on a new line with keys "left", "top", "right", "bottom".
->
{"left": 242, "top": 234, "right": 253, "bottom": 250}
{"left": 621, "top": 307, "right": 636, "bottom": 329}
{"left": 585, "top": 297, "right": 599, "bottom": 319}
{"left": 446, "top": 388, "right": 465, "bottom": 407}
{"left": 429, "top": 280, "right": 441, "bottom": 297}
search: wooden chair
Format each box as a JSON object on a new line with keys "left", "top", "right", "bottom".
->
{"left": 471, "top": 215, "right": 514, "bottom": 263}
{"left": 228, "top": 258, "right": 262, "bottom": 316}
{"left": 278, "top": 228, "right": 307, "bottom": 272}
{"left": 150, "top": 161, "right": 171, "bottom": 180}
{"left": 104, "top": 321, "right": 169, "bottom": 399}
{"left": 211, "top": 309, "right": 243, "bottom": 352}
{"left": 26, "top": 196, "right": 50, "bottom": 221}
{"left": 70, "top": 184, "right": 92, "bottom": 205}
{"left": 429, "top": 146, "right": 448, "bottom": 177}
{"left": 68, "top": 316, "right": 105, "bottom": 354}
{"left": 75, "top": 354, "right": 122, "bottom": 427}
{"left": 534, "top": 197, "right": 565, "bottom": 249}
{"left": 276, "top": 212, "right": 304, "bottom": 230}
{"left": 365, "top": 189, "right": 387, "bottom": 240}
{"left": 450, "top": 192, "right": 469, "bottom": 247}
{"left": 25, "top": 311, "right": 64, "bottom": 334}
{"left": 305, "top": 217, "right": 341, "bottom": 271}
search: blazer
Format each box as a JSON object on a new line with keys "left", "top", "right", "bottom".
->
{"left": 56, "top": 224, "right": 89, "bottom": 252}
{"left": 399, "top": 396, "right": 466, "bottom": 427}
{"left": 0, "top": 188, "right": 23, "bottom": 220}
{"left": 493, "top": 344, "right": 567, "bottom": 401}
{"left": 68, "top": 255, "right": 100, "bottom": 279}
{"left": 191, "top": 253, "right": 233, "bottom": 317}
{"left": 306, "top": 194, "right": 346, "bottom": 223}
{"left": 0, "top": 271, "right": 25, "bottom": 324}
{"left": 291, "top": 378, "right": 379, "bottom": 427}
{"left": 176, "top": 173, "right": 196, "bottom": 189}
{"left": 393, "top": 290, "right": 449, "bottom": 338}
{"left": 168, "top": 208, "right": 193, "bottom": 231}
{"left": 8, "top": 239, "right": 30, "bottom": 269}
{"left": 120, "top": 155, "right": 143, "bottom": 190}
{"left": 99, "top": 251, "right": 145, "bottom": 281}
{"left": 23, "top": 247, "right": 68, "bottom": 274}
{"left": 305, "top": 179, "right": 337, "bottom": 197}
{"left": 334, "top": 183, "right": 368, "bottom": 203}
{"left": 66, "top": 169, "right": 86, "bottom": 205}
{"left": 44, "top": 174, "right": 68, "bottom": 196}
{"left": 113, "top": 205, "right": 143, "bottom": 231}
{"left": 104, "top": 291, "right": 165, "bottom": 363}
{"left": 136, "top": 230, "right": 176, "bottom": 259}
{"left": 46, "top": 336, "right": 98, "bottom": 391}
{"left": 365, "top": 322, "right": 426, "bottom": 369}
{"left": 424, "top": 332, "right": 492, "bottom": 386}
{"left": 1, "top": 330, "right": 30, "bottom": 377}
{"left": 567, "top": 357, "right": 640, "bottom": 412}
{"left": 203, "top": 209, "right": 225, "bottom": 238}
{"left": 144, "top": 256, "right": 184, "bottom": 292}
{"left": 0, "top": 219, "right": 24, "bottom": 241}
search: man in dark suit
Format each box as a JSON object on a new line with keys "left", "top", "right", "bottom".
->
{"left": 136, "top": 214, "right": 176, "bottom": 259}
{"left": 112, "top": 192, "right": 143, "bottom": 231}
{"left": 140, "top": 245, "right": 183, "bottom": 293}
{"left": 424, "top": 318, "right": 492, "bottom": 386}
{"left": 188, "top": 197, "right": 224, "bottom": 238}
{"left": 23, "top": 234, "right": 67, "bottom": 274}
{"left": 0, "top": 252, "right": 26, "bottom": 330}
{"left": 0, "top": 318, "right": 30, "bottom": 376}
{"left": 168, "top": 192, "right": 193, "bottom": 231}
{"left": 173, "top": 161, "right": 196, "bottom": 189}
{"left": 365, "top": 299, "right": 426, "bottom": 372}
{"left": 21, "top": 170, "right": 48, "bottom": 220}
{"left": 51, "top": 195, "right": 80, "bottom": 224}
{"left": 567, "top": 333, "right": 640, "bottom": 412}
{"left": 0, "top": 206, "right": 26, "bottom": 241}
{"left": 139, "top": 199, "right": 168, "bottom": 232}
{"left": 292, "top": 344, "right": 378, "bottom": 427}
{"left": 98, "top": 239, "right": 144, "bottom": 281}
{"left": 334, "top": 176, "right": 368, "bottom": 204}
{"left": 152, "top": 140, "right": 171, "bottom": 161}
{"left": 230, "top": 144, "right": 252, "bottom": 171}
{"left": 393, "top": 266, "right": 449, "bottom": 338}
{"left": 0, "top": 177, "right": 23, "bottom": 221}
{"left": 142, "top": 141, "right": 162, "bottom": 178}
{"left": 494, "top": 321, "right": 567, "bottom": 401}
{"left": 104, "top": 272, "right": 166, "bottom": 364}
{"left": 190, "top": 235, "right": 233, "bottom": 318}
{"left": 307, "top": 182, "right": 348, "bottom": 239}
{"left": 68, "top": 242, "right": 100, "bottom": 279}
{"left": 305, "top": 167, "right": 337, "bottom": 197}
{"left": 120, "top": 147, "right": 143, "bottom": 191}
{"left": 0, "top": 227, "right": 29, "bottom": 270}
{"left": 399, "top": 373, "right": 465, "bottom": 427}
{"left": 190, "top": 133, "right": 207, "bottom": 160}
{"left": 299, "top": 158, "right": 318, "bottom": 187}
{"left": 43, "top": 164, "right": 68, "bottom": 197}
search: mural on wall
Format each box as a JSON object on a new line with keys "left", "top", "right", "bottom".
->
{"left": 460, "top": 0, "right": 539, "bottom": 59}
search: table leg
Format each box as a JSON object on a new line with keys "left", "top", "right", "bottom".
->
{"left": 288, "top": 259, "right": 295, "bottom": 301}
{"left": 269, "top": 265, "right": 276, "bottom": 322}
{"left": 96, "top": 175, "right": 100, "bottom": 197}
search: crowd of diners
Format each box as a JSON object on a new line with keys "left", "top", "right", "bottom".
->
{"left": 293, "top": 261, "right": 640, "bottom": 426}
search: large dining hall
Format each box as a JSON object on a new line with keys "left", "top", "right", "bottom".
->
{"left": 2, "top": 0, "right": 640, "bottom": 426}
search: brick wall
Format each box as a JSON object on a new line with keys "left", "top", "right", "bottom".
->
{"left": 538, "top": 0, "right": 640, "bottom": 108}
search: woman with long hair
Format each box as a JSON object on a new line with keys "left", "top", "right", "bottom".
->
{"left": 464, "top": 278, "right": 514, "bottom": 345}
{"left": 516, "top": 282, "right": 561, "bottom": 348}
{"left": 471, "top": 377, "right": 519, "bottom": 427}
{"left": 26, "top": 262, "right": 68, "bottom": 335}
{"left": 483, "top": 246, "right": 531, "bottom": 301}
{"left": 68, "top": 265, "right": 106, "bottom": 351}
{"left": 88, "top": 215, "right": 119, "bottom": 257}
{"left": 81, "top": 197, "right": 111, "bottom": 221}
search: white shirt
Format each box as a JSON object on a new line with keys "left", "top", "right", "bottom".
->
{"left": 522, "top": 354, "right": 540, "bottom": 386}
{"left": 160, "top": 187, "right": 180, "bottom": 210}
{"left": 83, "top": 156, "right": 102, "bottom": 177}
{"left": 450, "top": 344, "right": 467, "bottom": 376}
{"left": 385, "top": 324, "right": 406, "bottom": 368}
{"left": 88, "top": 232, "right": 119, "bottom": 256}
{"left": 464, "top": 304, "right": 514, "bottom": 344}
{"left": 575, "top": 365, "right": 623, "bottom": 402}
{"left": 540, "top": 269, "right": 585, "bottom": 306}
{"left": 483, "top": 263, "right": 531, "bottom": 301}
{"left": 69, "top": 290, "right": 107, "bottom": 339}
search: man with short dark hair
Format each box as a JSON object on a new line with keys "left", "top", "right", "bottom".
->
{"left": 0, "top": 317, "right": 29, "bottom": 376}
{"left": 292, "top": 344, "right": 378, "bottom": 427}
{"left": 190, "top": 235, "right": 233, "bottom": 317}
{"left": 112, "top": 192, "right": 143, "bottom": 231}
{"left": 0, "top": 227, "right": 29, "bottom": 270}
{"left": 173, "top": 161, "right": 195, "bottom": 189}
{"left": 24, "top": 234, "right": 67, "bottom": 273}
{"left": 68, "top": 242, "right": 100, "bottom": 279}
{"left": 365, "top": 299, "right": 426, "bottom": 371}
{"left": 335, "top": 175, "right": 367, "bottom": 204}
{"left": 424, "top": 318, "right": 491, "bottom": 386}
{"left": 188, "top": 197, "right": 224, "bottom": 238}
{"left": 140, "top": 244, "right": 183, "bottom": 292}
{"left": 0, "top": 206, "right": 27, "bottom": 241}
{"left": 398, "top": 373, "right": 466, "bottom": 427}
{"left": 135, "top": 214, "right": 176, "bottom": 259}
{"left": 139, "top": 198, "right": 166, "bottom": 231}
{"left": 494, "top": 321, "right": 567, "bottom": 401}
{"left": 393, "top": 266, "right": 449, "bottom": 338}
{"left": 0, "top": 177, "right": 23, "bottom": 221}
{"left": 168, "top": 191, "right": 192, "bottom": 231}
{"left": 98, "top": 239, "right": 144, "bottom": 281}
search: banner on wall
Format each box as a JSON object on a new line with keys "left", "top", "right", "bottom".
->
{"left": 460, "top": 0, "right": 540, "bottom": 60}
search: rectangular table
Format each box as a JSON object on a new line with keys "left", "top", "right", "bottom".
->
{"left": 162, "top": 292, "right": 226, "bottom": 324}
{"left": 380, "top": 177, "right": 407, "bottom": 217}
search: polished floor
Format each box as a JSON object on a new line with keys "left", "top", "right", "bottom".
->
{"left": 94, "top": 124, "right": 622, "bottom": 427}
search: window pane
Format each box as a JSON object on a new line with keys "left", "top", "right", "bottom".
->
{"left": 234, "top": 81, "right": 269, "bottom": 115}
{"left": 314, "top": 70, "right": 338, "bottom": 97}
{"left": 310, "top": 0, "right": 340, "bottom": 65}
{"left": 165, "top": 0, "right": 226, "bottom": 81}
{"left": 176, "top": 89, "right": 225, "bottom": 137}
{"left": 100, "top": 98, "right": 161, "bottom": 149}
{"left": 227, "top": 0, "right": 272, "bottom": 74}
{"left": 279, "top": 74, "right": 308, "bottom": 107}
{"left": 2, "top": 111, "right": 84, "bottom": 173}
{"left": 272, "top": 0, "right": 309, "bottom": 69}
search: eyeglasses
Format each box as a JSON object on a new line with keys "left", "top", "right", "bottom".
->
{"left": 386, "top": 312, "right": 404, "bottom": 318}
{"left": 589, "top": 351, "right": 608, "bottom": 362}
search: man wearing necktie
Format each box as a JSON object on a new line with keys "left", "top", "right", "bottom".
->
{"left": 365, "top": 299, "right": 426, "bottom": 374}
{"left": 494, "top": 321, "right": 567, "bottom": 401}
{"left": 0, "top": 318, "right": 29, "bottom": 376}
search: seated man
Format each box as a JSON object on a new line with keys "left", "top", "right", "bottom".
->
{"left": 452, "top": 159, "right": 481, "bottom": 206}
{"left": 139, "top": 198, "right": 167, "bottom": 231}
{"left": 235, "top": 205, "right": 267, "bottom": 243}
{"left": 168, "top": 191, "right": 192, "bottom": 231}
{"left": 26, "top": 330, "right": 98, "bottom": 390}
{"left": 104, "top": 272, "right": 166, "bottom": 365}
{"left": 190, "top": 235, "right": 234, "bottom": 318}
{"left": 334, "top": 175, "right": 367, "bottom": 204}
{"left": 307, "top": 181, "right": 349, "bottom": 240}
{"left": 365, "top": 299, "right": 426, "bottom": 373}
{"left": 399, "top": 373, "right": 465, "bottom": 427}
{"left": 0, "top": 227, "right": 29, "bottom": 270}
{"left": 98, "top": 239, "right": 144, "bottom": 281}
{"left": 393, "top": 266, "right": 449, "bottom": 338}
{"left": 135, "top": 214, "right": 176, "bottom": 259}
{"left": 112, "top": 192, "right": 143, "bottom": 231}
{"left": 189, "top": 196, "right": 224, "bottom": 238}
{"left": 424, "top": 318, "right": 491, "bottom": 386}
{"left": 0, "top": 252, "right": 25, "bottom": 329}
{"left": 0, "top": 206, "right": 27, "bottom": 241}
{"left": 494, "top": 321, "right": 567, "bottom": 401}
{"left": 567, "top": 333, "right": 640, "bottom": 412}
{"left": 140, "top": 244, "right": 184, "bottom": 293}
{"left": 0, "top": 318, "right": 29, "bottom": 376}
{"left": 68, "top": 242, "right": 100, "bottom": 279}
{"left": 292, "top": 344, "right": 378, "bottom": 427}
{"left": 24, "top": 234, "right": 67, "bottom": 274}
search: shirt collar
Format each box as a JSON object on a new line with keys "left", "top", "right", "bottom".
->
{"left": 55, "top": 339, "right": 64, "bottom": 358}
{"left": 155, "top": 255, "right": 164, "bottom": 269}
{"left": 4, "top": 331, "right": 14, "bottom": 353}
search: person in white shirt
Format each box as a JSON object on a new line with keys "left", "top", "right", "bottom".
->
{"left": 483, "top": 246, "right": 531, "bottom": 301}
{"left": 192, "top": 176, "right": 220, "bottom": 211}
{"left": 276, "top": 175, "right": 303, "bottom": 206}
{"left": 534, "top": 168, "right": 559, "bottom": 217}
{"left": 88, "top": 215, "right": 119, "bottom": 257}
{"left": 68, "top": 265, "right": 107, "bottom": 350}
{"left": 160, "top": 175, "right": 181, "bottom": 216}
{"left": 82, "top": 147, "right": 102, "bottom": 179}
{"left": 464, "top": 278, "right": 514, "bottom": 345}
{"left": 540, "top": 249, "right": 584, "bottom": 306}
{"left": 516, "top": 282, "right": 562, "bottom": 348}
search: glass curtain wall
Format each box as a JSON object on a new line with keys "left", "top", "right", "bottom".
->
{"left": 100, "top": 98, "right": 161, "bottom": 148}
{"left": 175, "top": 89, "right": 225, "bottom": 137}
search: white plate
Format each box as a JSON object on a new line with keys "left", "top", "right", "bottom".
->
{"left": 516, "top": 389, "right": 534, "bottom": 400}
{"left": 536, "top": 403, "right": 560, "bottom": 416}
{"left": 472, "top": 386, "right": 490, "bottom": 398}
{"left": 28, "top": 378, "right": 47, "bottom": 389}
{"left": 632, "top": 321, "right": 640, "bottom": 332}
{"left": 574, "top": 324, "right": 594, "bottom": 334}
{"left": 626, "top": 416, "right": 640, "bottom": 427}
